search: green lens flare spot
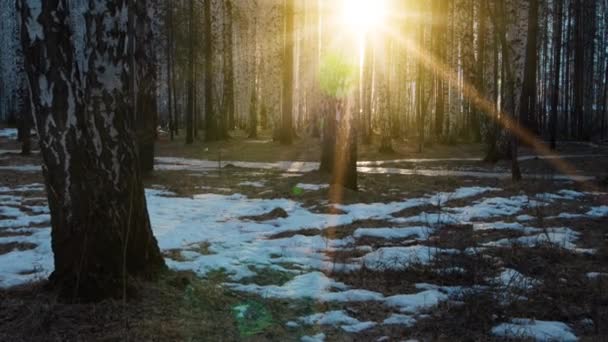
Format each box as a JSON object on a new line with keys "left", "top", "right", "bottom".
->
{"left": 319, "top": 52, "right": 357, "bottom": 98}
{"left": 292, "top": 186, "right": 304, "bottom": 196}
{"left": 232, "top": 301, "right": 274, "bottom": 337}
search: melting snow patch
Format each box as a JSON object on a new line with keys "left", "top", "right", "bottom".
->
{"left": 228, "top": 272, "right": 384, "bottom": 302}
{"left": 536, "top": 190, "right": 585, "bottom": 202}
{"left": 450, "top": 196, "right": 545, "bottom": 221}
{"left": 227, "top": 272, "right": 344, "bottom": 300}
{"left": 427, "top": 187, "right": 500, "bottom": 206}
{"left": 361, "top": 246, "right": 454, "bottom": 271}
{"left": 238, "top": 181, "right": 266, "bottom": 188}
{"left": 301, "top": 333, "right": 326, "bottom": 342}
{"left": 295, "top": 183, "right": 329, "bottom": 191}
{"left": 0, "top": 228, "right": 53, "bottom": 287}
{"left": 299, "top": 311, "right": 375, "bottom": 333}
{"left": 382, "top": 314, "right": 416, "bottom": 326}
{"left": 0, "top": 183, "right": 45, "bottom": 193}
{"left": 0, "top": 165, "right": 41, "bottom": 172}
{"left": 516, "top": 214, "right": 535, "bottom": 222}
{"left": 353, "top": 226, "right": 432, "bottom": 240}
{"left": 491, "top": 269, "right": 539, "bottom": 290}
{"left": 155, "top": 157, "right": 319, "bottom": 173}
{"left": 586, "top": 206, "right": 608, "bottom": 217}
{"left": 281, "top": 173, "right": 303, "bottom": 178}
{"left": 484, "top": 227, "right": 581, "bottom": 250}
{"left": 551, "top": 213, "right": 584, "bottom": 219}
{"left": 587, "top": 272, "right": 607, "bottom": 279}
{"left": 491, "top": 319, "right": 578, "bottom": 342}
{"left": 341, "top": 321, "right": 376, "bottom": 333}
{"left": 472, "top": 221, "right": 540, "bottom": 234}
{"left": 385, "top": 290, "right": 448, "bottom": 313}
{"left": 0, "top": 128, "right": 17, "bottom": 138}
{"left": 396, "top": 195, "right": 546, "bottom": 226}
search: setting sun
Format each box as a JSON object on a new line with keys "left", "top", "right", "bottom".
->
{"left": 340, "top": 0, "right": 388, "bottom": 36}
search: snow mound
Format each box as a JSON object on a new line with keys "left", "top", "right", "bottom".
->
{"left": 353, "top": 226, "right": 432, "bottom": 240}
{"left": 295, "top": 183, "right": 329, "bottom": 191}
{"left": 491, "top": 319, "right": 577, "bottom": 341}
{"left": 385, "top": 289, "right": 448, "bottom": 313}
{"left": 361, "top": 246, "right": 454, "bottom": 271}
{"left": 299, "top": 310, "right": 375, "bottom": 333}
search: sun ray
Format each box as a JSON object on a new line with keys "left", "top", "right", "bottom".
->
{"left": 379, "top": 28, "right": 599, "bottom": 191}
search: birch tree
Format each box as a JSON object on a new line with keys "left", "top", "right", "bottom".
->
{"left": 19, "top": 0, "right": 165, "bottom": 300}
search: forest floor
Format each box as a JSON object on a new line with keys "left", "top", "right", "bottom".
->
{"left": 1, "top": 127, "right": 608, "bottom": 341}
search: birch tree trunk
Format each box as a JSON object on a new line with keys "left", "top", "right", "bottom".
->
{"left": 19, "top": 0, "right": 165, "bottom": 301}
{"left": 279, "top": 0, "right": 295, "bottom": 145}
{"left": 550, "top": 0, "right": 563, "bottom": 149}
{"left": 500, "top": 0, "right": 529, "bottom": 181}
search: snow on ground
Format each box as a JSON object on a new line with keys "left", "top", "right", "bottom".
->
{"left": 0, "top": 228, "right": 52, "bottom": 287}
{"left": 360, "top": 246, "right": 455, "bottom": 271}
{"left": 0, "top": 180, "right": 599, "bottom": 339}
{"left": 300, "top": 333, "right": 326, "bottom": 342}
{"left": 382, "top": 314, "right": 416, "bottom": 326}
{"left": 0, "top": 165, "right": 42, "bottom": 172}
{"left": 356, "top": 166, "right": 596, "bottom": 181}
{"left": 0, "top": 184, "right": 53, "bottom": 287}
{"left": 299, "top": 310, "right": 375, "bottom": 333}
{"left": 473, "top": 221, "right": 540, "bottom": 234}
{"left": 586, "top": 206, "right": 608, "bottom": 217}
{"left": 353, "top": 226, "right": 432, "bottom": 240}
{"left": 295, "top": 183, "right": 330, "bottom": 191}
{"left": 0, "top": 128, "right": 17, "bottom": 138}
{"left": 394, "top": 194, "right": 548, "bottom": 227}
{"left": 491, "top": 319, "right": 578, "bottom": 342}
{"left": 385, "top": 289, "right": 448, "bottom": 314}
{"left": 490, "top": 268, "right": 540, "bottom": 290}
{"left": 483, "top": 227, "right": 585, "bottom": 252}
{"left": 156, "top": 157, "right": 597, "bottom": 181}
{"left": 238, "top": 181, "right": 266, "bottom": 188}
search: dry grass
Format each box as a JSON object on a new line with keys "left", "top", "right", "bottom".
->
{"left": 0, "top": 271, "right": 241, "bottom": 342}
{"left": 157, "top": 129, "right": 486, "bottom": 163}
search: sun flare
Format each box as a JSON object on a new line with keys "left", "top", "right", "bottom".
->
{"left": 340, "top": 0, "right": 388, "bottom": 36}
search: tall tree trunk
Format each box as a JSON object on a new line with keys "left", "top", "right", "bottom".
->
{"left": 550, "top": 0, "right": 563, "bottom": 149}
{"left": 279, "top": 0, "right": 295, "bottom": 145}
{"left": 171, "top": 31, "right": 179, "bottom": 137}
{"left": 203, "top": 0, "right": 217, "bottom": 142}
{"left": 484, "top": 7, "right": 501, "bottom": 163}
{"left": 433, "top": 0, "right": 447, "bottom": 139}
{"left": 379, "top": 40, "right": 394, "bottom": 154}
{"left": 224, "top": 0, "right": 235, "bottom": 133}
{"left": 602, "top": 52, "right": 608, "bottom": 140}
{"left": 495, "top": 0, "right": 527, "bottom": 181}
{"left": 248, "top": 11, "right": 259, "bottom": 139}
{"left": 19, "top": 0, "right": 165, "bottom": 301}
{"left": 416, "top": 23, "right": 426, "bottom": 153}
{"left": 331, "top": 96, "right": 357, "bottom": 193}
{"left": 563, "top": 3, "right": 572, "bottom": 139}
{"left": 513, "top": 0, "right": 539, "bottom": 181}
{"left": 473, "top": 0, "right": 486, "bottom": 144}
{"left": 166, "top": 2, "right": 174, "bottom": 141}
{"left": 186, "top": 0, "right": 195, "bottom": 144}
{"left": 361, "top": 41, "right": 373, "bottom": 145}
{"left": 573, "top": 0, "right": 584, "bottom": 140}
{"left": 319, "top": 96, "right": 337, "bottom": 174}
{"left": 248, "top": 87, "right": 258, "bottom": 138}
